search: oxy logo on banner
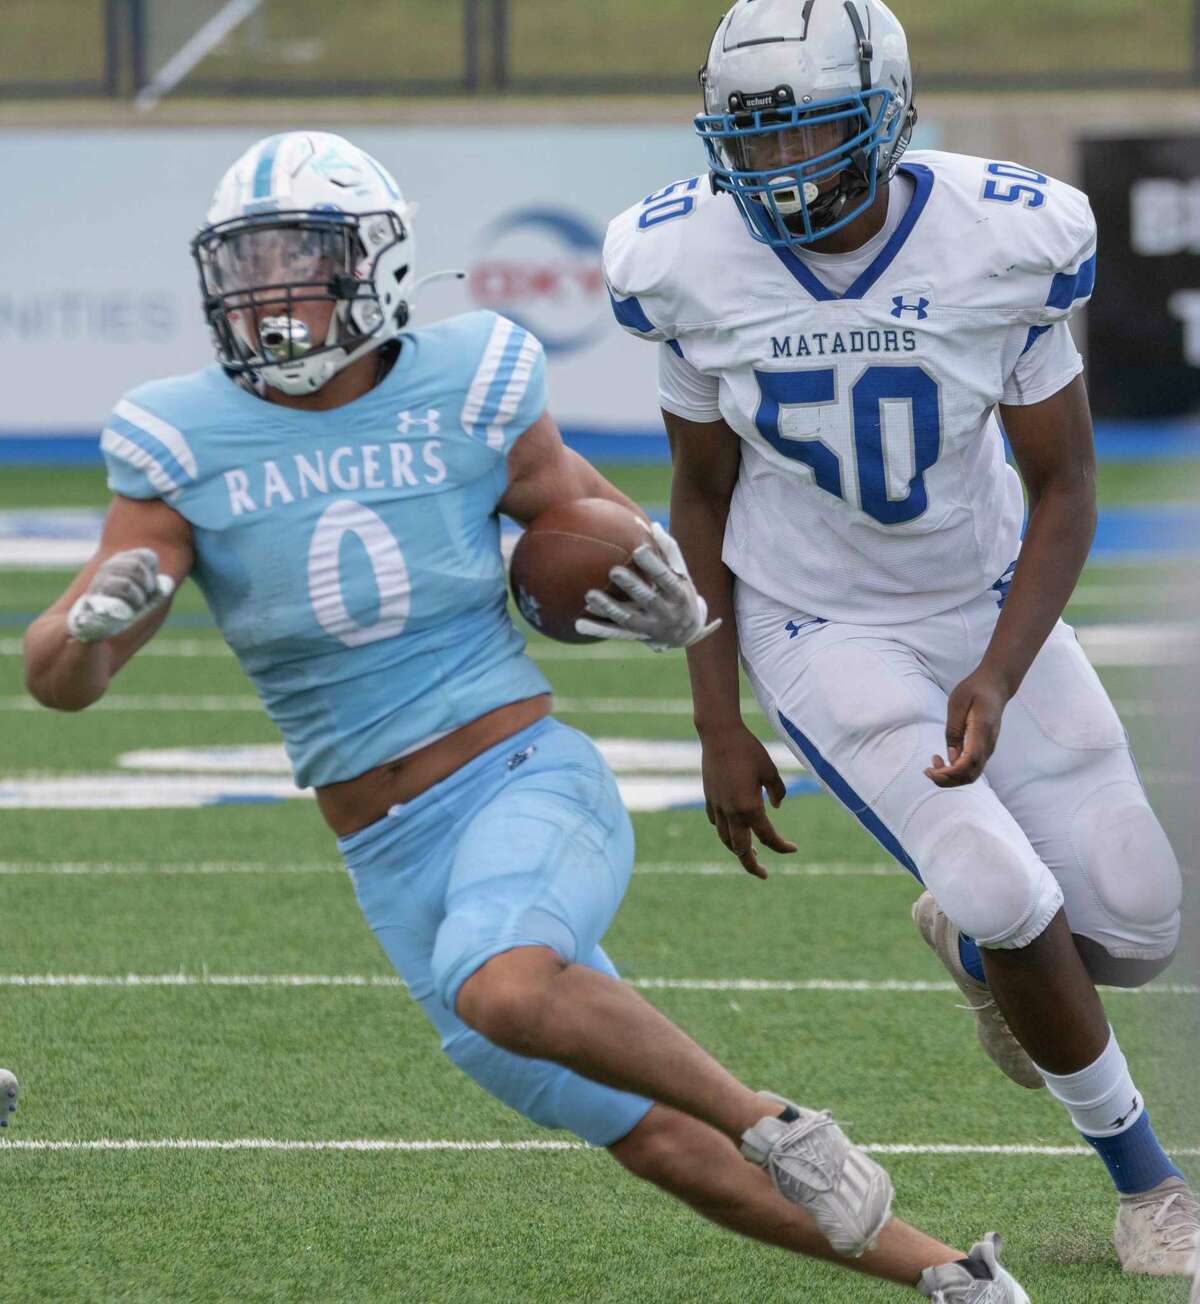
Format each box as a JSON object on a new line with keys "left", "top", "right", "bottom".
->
{"left": 469, "top": 208, "right": 607, "bottom": 355}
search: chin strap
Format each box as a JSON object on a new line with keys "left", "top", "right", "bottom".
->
{"left": 408, "top": 268, "right": 467, "bottom": 300}
{"left": 393, "top": 268, "right": 466, "bottom": 330}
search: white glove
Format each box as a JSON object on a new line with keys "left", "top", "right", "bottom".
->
{"left": 575, "top": 521, "right": 721, "bottom": 652}
{"left": 66, "top": 548, "right": 175, "bottom": 644}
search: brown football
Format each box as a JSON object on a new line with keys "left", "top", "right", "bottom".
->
{"left": 509, "top": 498, "right": 654, "bottom": 644}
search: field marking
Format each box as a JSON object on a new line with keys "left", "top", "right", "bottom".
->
{"left": 0, "top": 694, "right": 770, "bottom": 715}
{"left": 3, "top": 859, "right": 1188, "bottom": 882}
{"left": 0, "top": 861, "right": 343, "bottom": 876}
{"left": 0, "top": 639, "right": 656, "bottom": 663}
{"left": 636, "top": 862, "right": 896, "bottom": 877}
{"left": 0, "top": 772, "right": 820, "bottom": 813}
{"left": 0, "top": 695, "right": 265, "bottom": 713}
{"left": 0, "top": 623, "right": 1198, "bottom": 670}
{"left": 0, "top": 974, "right": 1195, "bottom": 995}
{"left": 112, "top": 740, "right": 806, "bottom": 777}
{"left": 1, "top": 1138, "right": 1198, "bottom": 1157}
{"left": 0, "top": 860, "right": 894, "bottom": 878}
{"left": 0, "top": 693, "right": 1191, "bottom": 724}
{"left": 0, "top": 637, "right": 227, "bottom": 659}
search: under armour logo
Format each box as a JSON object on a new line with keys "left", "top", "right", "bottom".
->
{"left": 785, "top": 617, "right": 826, "bottom": 639}
{"left": 891, "top": 296, "right": 930, "bottom": 320}
{"left": 1108, "top": 1096, "right": 1140, "bottom": 1131}
{"left": 506, "top": 745, "right": 537, "bottom": 772}
{"left": 516, "top": 585, "right": 542, "bottom": 627}
{"left": 396, "top": 408, "right": 440, "bottom": 435}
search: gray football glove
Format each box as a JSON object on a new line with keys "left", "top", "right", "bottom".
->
{"left": 66, "top": 548, "right": 175, "bottom": 643}
{"left": 918, "top": 1234, "right": 1031, "bottom": 1302}
{"left": 575, "top": 521, "right": 721, "bottom": 652}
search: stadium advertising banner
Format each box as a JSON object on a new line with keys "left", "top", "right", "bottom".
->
{"left": 0, "top": 122, "right": 938, "bottom": 461}
{"left": 0, "top": 126, "right": 705, "bottom": 458}
{"left": 1083, "top": 135, "right": 1200, "bottom": 422}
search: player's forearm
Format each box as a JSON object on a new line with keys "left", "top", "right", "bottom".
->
{"left": 567, "top": 450, "right": 649, "bottom": 524}
{"left": 22, "top": 614, "right": 114, "bottom": 711}
{"left": 980, "top": 481, "right": 1097, "bottom": 694}
{"left": 670, "top": 484, "right": 743, "bottom": 734}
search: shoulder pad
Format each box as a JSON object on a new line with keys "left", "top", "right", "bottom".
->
{"left": 907, "top": 150, "right": 1097, "bottom": 324}
{"left": 422, "top": 310, "right": 547, "bottom": 453}
{"left": 603, "top": 176, "right": 730, "bottom": 343}
{"left": 100, "top": 367, "right": 223, "bottom": 501}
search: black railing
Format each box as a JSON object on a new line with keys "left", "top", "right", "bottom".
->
{"left": 2, "top": 0, "right": 1198, "bottom": 100}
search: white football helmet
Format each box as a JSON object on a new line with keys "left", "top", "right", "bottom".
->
{"left": 697, "top": 0, "right": 916, "bottom": 246}
{"left": 192, "top": 132, "right": 415, "bottom": 395}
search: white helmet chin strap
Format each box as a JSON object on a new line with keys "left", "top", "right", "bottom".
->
{"left": 409, "top": 268, "right": 466, "bottom": 297}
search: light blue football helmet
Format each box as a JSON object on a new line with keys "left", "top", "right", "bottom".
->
{"left": 697, "top": 0, "right": 917, "bottom": 247}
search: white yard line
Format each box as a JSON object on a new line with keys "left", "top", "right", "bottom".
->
{"left": 0, "top": 623, "right": 1196, "bottom": 668}
{"left": 0, "top": 695, "right": 265, "bottom": 713}
{"left": 0, "top": 695, "right": 770, "bottom": 715}
{"left": 0, "top": 861, "right": 344, "bottom": 876}
{"left": 0, "top": 640, "right": 673, "bottom": 663}
{"left": 864, "top": 1144, "right": 1200, "bottom": 1157}
{"left": 0, "top": 973, "right": 1195, "bottom": 995}
{"left": 0, "top": 638, "right": 229, "bottom": 659}
{"left": 1, "top": 860, "right": 1190, "bottom": 879}
{"left": 0, "top": 693, "right": 1188, "bottom": 725}
{"left": 0, "top": 860, "right": 894, "bottom": 878}
{"left": 0, "top": 640, "right": 644, "bottom": 662}
{"left": 635, "top": 862, "right": 896, "bottom": 877}
{"left": 1, "top": 1137, "right": 1197, "bottom": 1157}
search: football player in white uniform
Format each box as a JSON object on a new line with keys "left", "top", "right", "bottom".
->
{"left": 601, "top": 0, "right": 1197, "bottom": 1280}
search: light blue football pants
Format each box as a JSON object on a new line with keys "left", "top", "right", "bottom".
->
{"left": 337, "top": 716, "right": 653, "bottom": 1147}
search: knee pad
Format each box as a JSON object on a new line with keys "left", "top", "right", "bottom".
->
{"left": 1069, "top": 783, "right": 1182, "bottom": 959}
{"left": 905, "top": 791, "right": 1063, "bottom": 949}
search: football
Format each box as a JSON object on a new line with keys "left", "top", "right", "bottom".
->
{"left": 509, "top": 498, "right": 654, "bottom": 643}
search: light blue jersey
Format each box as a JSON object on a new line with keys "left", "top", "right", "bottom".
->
{"left": 101, "top": 310, "right": 552, "bottom": 788}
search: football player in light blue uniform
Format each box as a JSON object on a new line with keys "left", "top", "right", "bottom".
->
{"left": 25, "top": 132, "right": 1032, "bottom": 1299}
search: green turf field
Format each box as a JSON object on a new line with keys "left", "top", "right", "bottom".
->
{"left": 1, "top": 462, "right": 1197, "bottom": 1302}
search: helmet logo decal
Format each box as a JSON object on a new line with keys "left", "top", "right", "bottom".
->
{"left": 251, "top": 134, "right": 288, "bottom": 201}
{"left": 729, "top": 85, "right": 795, "bottom": 112}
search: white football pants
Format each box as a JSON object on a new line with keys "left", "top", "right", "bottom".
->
{"left": 736, "top": 580, "right": 1181, "bottom": 960}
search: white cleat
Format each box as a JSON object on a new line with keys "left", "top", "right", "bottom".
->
{"left": 918, "top": 1234, "right": 1031, "bottom": 1302}
{"left": 912, "top": 891, "right": 1043, "bottom": 1091}
{"left": 1115, "top": 1177, "right": 1200, "bottom": 1276}
{"left": 0, "top": 1069, "right": 17, "bottom": 1127}
{"left": 740, "top": 1091, "right": 893, "bottom": 1258}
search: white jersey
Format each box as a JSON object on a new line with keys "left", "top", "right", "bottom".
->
{"left": 604, "top": 150, "right": 1097, "bottom": 624}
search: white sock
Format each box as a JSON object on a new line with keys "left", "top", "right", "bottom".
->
{"left": 1037, "top": 1027, "right": 1144, "bottom": 1138}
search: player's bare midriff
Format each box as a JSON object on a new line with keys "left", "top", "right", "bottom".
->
{"left": 314, "top": 693, "right": 553, "bottom": 836}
